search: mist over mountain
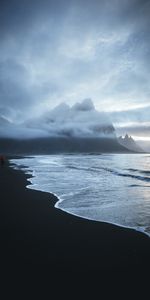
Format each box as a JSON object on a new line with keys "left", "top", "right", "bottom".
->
{"left": 0, "top": 98, "right": 117, "bottom": 138}
{"left": 25, "top": 99, "right": 116, "bottom": 139}
{"left": 0, "top": 99, "right": 133, "bottom": 154}
{"left": 136, "top": 140, "right": 150, "bottom": 153}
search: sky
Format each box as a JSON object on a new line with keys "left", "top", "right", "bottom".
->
{"left": 0, "top": 0, "right": 150, "bottom": 141}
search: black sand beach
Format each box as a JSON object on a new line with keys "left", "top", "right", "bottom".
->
{"left": 0, "top": 158, "right": 150, "bottom": 274}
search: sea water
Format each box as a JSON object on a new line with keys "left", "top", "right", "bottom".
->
{"left": 11, "top": 154, "right": 150, "bottom": 236}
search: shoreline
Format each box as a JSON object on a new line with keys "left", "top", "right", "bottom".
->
{"left": 1, "top": 158, "right": 150, "bottom": 272}
{"left": 14, "top": 157, "right": 150, "bottom": 239}
{"left": 53, "top": 188, "right": 150, "bottom": 239}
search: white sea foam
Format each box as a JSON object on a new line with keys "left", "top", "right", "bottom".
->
{"left": 10, "top": 154, "right": 150, "bottom": 237}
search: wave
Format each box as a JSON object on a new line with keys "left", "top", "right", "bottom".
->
{"left": 128, "top": 184, "right": 150, "bottom": 188}
{"left": 10, "top": 154, "right": 150, "bottom": 237}
{"left": 102, "top": 167, "right": 150, "bottom": 182}
{"left": 67, "top": 163, "right": 150, "bottom": 183}
{"left": 126, "top": 168, "right": 150, "bottom": 175}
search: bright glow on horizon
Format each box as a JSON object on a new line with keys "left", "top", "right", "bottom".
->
{"left": 132, "top": 136, "right": 150, "bottom": 142}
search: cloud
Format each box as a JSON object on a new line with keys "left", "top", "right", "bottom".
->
{"left": 108, "top": 104, "right": 150, "bottom": 138}
{"left": 116, "top": 124, "right": 150, "bottom": 138}
{"left": 0, "top": 124, "right": 48, "bottom": 140}
{"left": 109, "top": 105, "right": 150, "bottom": 123}
{"left": 0, "top": 99, "right": 115, "bottom": 139}
{"left": 0, "top": 59, "right": 32, "bottom": 110}
{"left": 72, "top": 98, "right": 95, "bottom": 111}
{"left": 0, "top": 0, "right": 150, "bottom": 135}
{"left": 26, "top": 99, "right": 115, "bottom": 138}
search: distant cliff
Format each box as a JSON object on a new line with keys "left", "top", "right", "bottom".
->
{"left": 0, "top": 100, "right": 136, "bottom": 155}
{"left": 118, "top": 134, "right": 144, "bottom": 153}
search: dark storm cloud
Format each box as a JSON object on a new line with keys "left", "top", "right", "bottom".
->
{"left": 0, "top": 0, "right": 150, "bottom": 138}
{"left": 0, "top": 0, "right": 76, "bottom": 121}
{"left": 0, "top": 59, "right": 30, "bottom": 106}
{"left": 0, "top": 0, "right": 69, "bottom": 36}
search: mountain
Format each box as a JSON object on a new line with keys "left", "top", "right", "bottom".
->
{"left": 25, "top": 99, "right": 117, "bottom": 139}
{"left": 118, "top": 134, "right": 144, "bottom": 152}
{"left": 0, "top": 136, "right": 132, "bottom": 155}
{"left": 0, "top": 100, "right": 133, "bottom": 155}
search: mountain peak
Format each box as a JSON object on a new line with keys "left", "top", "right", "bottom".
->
{"left": 72, "top": 98, "right": 95, "bottom": 111}
{"left": 118, "top": 134, "right": 144, "bottom": 152}
{"left": 53, "top": 102, "right": 70, "bottom": 112}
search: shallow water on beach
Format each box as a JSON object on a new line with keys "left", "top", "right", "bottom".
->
{"left": 11, "top": 154, "right": 150, "bottom": 236}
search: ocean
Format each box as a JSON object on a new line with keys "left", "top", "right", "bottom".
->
{"left": 11, "top": 154, "right": 150, "bottom": 236}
